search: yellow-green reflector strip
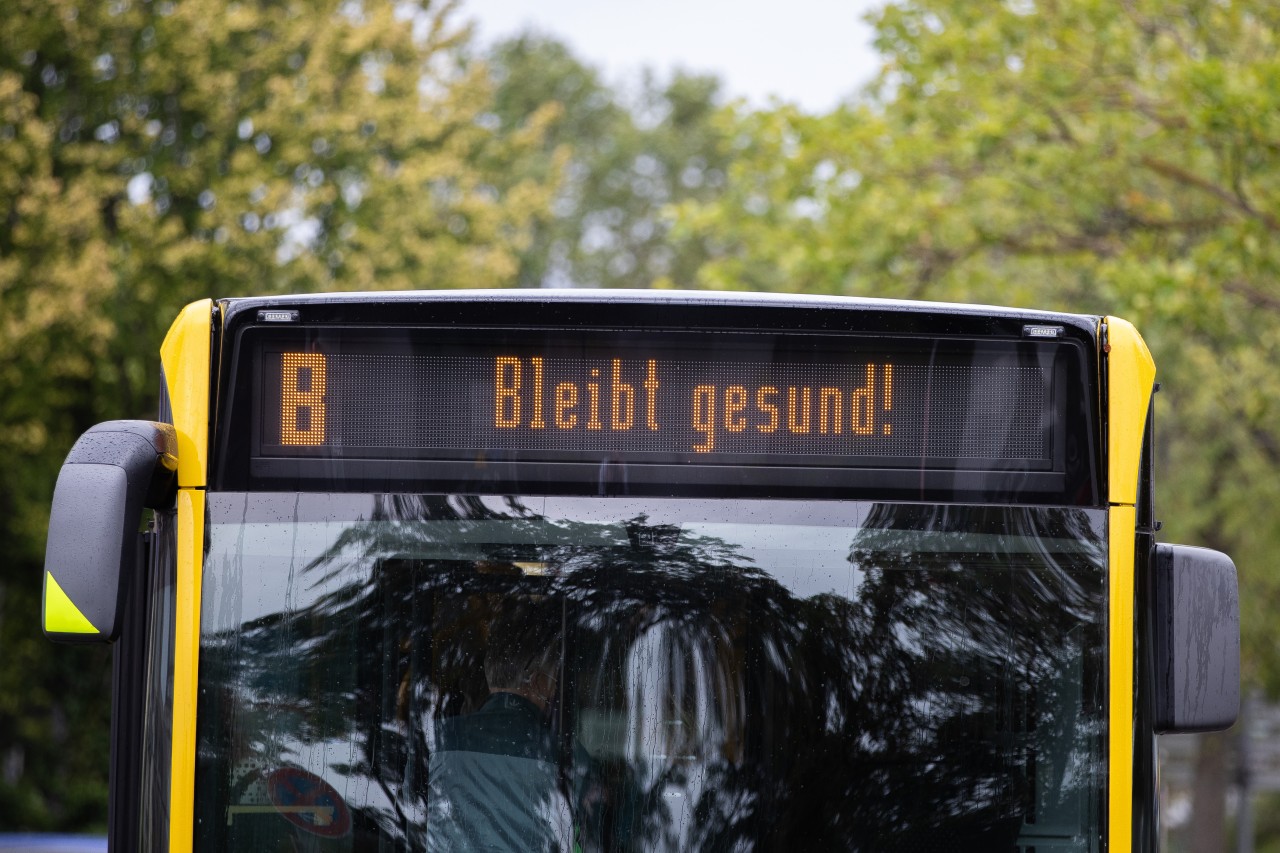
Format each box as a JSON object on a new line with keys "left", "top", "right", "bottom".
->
{"left": 43, "top": 571, "right": 100, "bottom": 635}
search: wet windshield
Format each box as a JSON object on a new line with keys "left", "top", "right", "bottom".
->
{"left": 195, "top": 494, "right": 1106, "bottom": 852}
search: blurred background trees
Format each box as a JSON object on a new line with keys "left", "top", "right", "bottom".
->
{"left": 672, "top": 3, "right": 1280, "bottom": 847}
{"left": 486, "top": 33, "right": 731, "bottom": 289}
{"left": 0, "top": 0, "right": 557, "bottom": 826}
{"left": 2, "top": 0, "right": 1277, "bottom": 846}
{"left": 675, "top": 0, "right": 1280, "bottom": 667}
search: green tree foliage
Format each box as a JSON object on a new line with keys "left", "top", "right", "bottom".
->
{"left": 484, "top": 34, "right": 732, "bottom": 288}
{"left": 0, "top": 0, "right": 557, "bottom": 828}
{"left": 676, "top": 0, "right": 1280, "bottom": 684}
{"left": 675, "top": 9, "right": 1280, "bottom": 845}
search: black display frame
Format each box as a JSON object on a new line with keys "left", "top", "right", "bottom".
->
{"left": 211, "top": 295, "right": 1102, "bottom": 505}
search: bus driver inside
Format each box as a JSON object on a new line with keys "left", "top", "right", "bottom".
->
{"left": 427, "top": 603, "right": 596, "bottom": 852}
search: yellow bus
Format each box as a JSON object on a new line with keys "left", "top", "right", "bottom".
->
{"left": 41, "top": 291, "right": 1239, "bottom": 852}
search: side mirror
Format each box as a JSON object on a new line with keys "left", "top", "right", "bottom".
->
{"left": 42, "top": 421, "right": 178, "bottom": 643}
{"left": 1152, "top": 543, "right": 1240, "bottom": 733}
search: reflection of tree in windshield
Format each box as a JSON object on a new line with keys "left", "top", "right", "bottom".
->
{"left": 539, "top": 518, "right": 802, "bottom": 852}
{"left": 822, "top": 504, "right": 1106, "bottom": 849}
{"left": 195, "top": 496, "right": 1106, "bottom": 852}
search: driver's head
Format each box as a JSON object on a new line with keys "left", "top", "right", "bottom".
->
{"left": 483, "top": 603, "right": 561, "bottom": 711}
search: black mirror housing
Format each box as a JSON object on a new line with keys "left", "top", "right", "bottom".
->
{"left": 42, "top": 421, "right": 178, "bottom": 643}
{"left": 1152, "top": 543, "right": 1240, "bottom": 733}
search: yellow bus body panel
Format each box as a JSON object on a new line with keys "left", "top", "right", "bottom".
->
{"left": 160, "top": 300, "right": 214, "bottom": 853}
{"left": 1105, "top": 317, "right": 1156, "bottom": 853}
{"left": 170, "top": 488, "right": 205, "bottom": 853}
{"left": 1108, "top": 504, "right": 1136, "bottom": 853}
{"left": 1105, "top": 317, "right": 1155, "bottom": 506}
{"left": 160, "top": 300, "right": 213, "bottom": 488}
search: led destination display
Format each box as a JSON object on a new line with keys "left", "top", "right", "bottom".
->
{"left": 255, "top": 331, "right": 1066, "bottom": 471}
{"left": 490, "top": 356, "right": 895, "bottom": 453}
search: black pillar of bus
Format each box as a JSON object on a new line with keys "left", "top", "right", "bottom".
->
{"left": 109, "top": 374, "right": 178, "bottom": 853}
{"left": 109, "top": 529, "right": 148, "bottom": 853}
{"left": 1133, "top": 395, "right": 1159, "bottom": 851}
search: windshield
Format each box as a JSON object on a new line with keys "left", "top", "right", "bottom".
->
{"left": 194, "top": 494, "right": 1106, "bottom": 852}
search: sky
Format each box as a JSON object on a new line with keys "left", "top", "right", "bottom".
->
{"left": 460, "top": 0, "right": 885, "bottom": 113}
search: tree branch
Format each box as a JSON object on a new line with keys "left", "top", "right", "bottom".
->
{"left": 1222, "top": 279, "right": 1280, "bottom": 315}
{"left": 1140, "top": 155, "right": 1280, "bottom": 232}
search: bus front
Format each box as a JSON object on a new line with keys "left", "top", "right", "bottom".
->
{"left": 42, "top": 291, "right": 1239, "bottom": 852}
